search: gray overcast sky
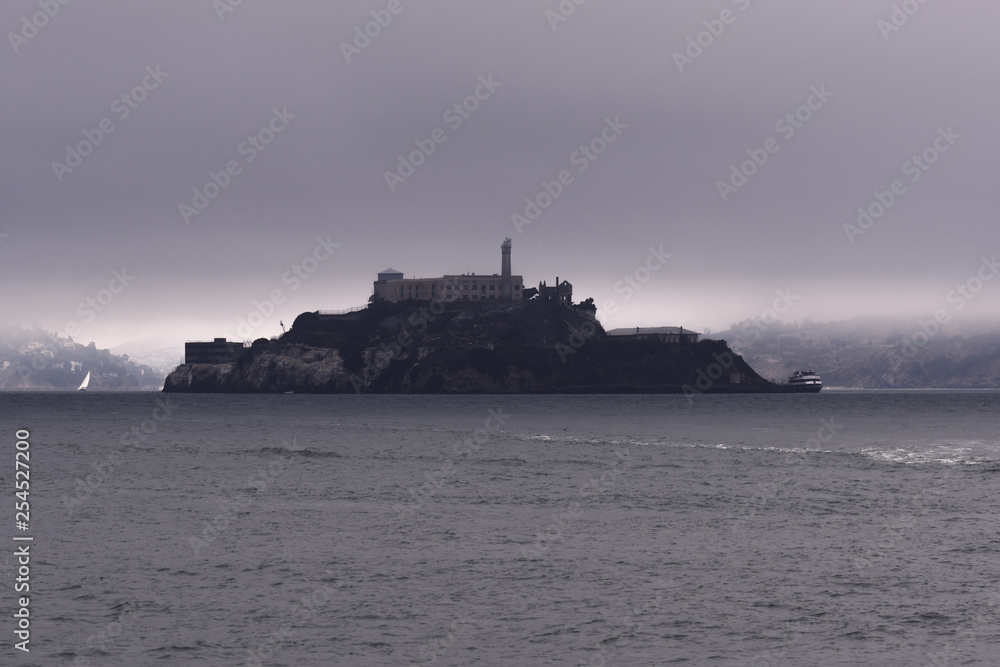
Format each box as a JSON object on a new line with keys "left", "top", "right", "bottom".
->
{"left": 2, "top": 0, "right": 999, "bottom": 346}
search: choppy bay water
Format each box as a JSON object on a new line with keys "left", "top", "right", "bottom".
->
{"left": 2, "top": 390, "right": 1000, "bottom": 666}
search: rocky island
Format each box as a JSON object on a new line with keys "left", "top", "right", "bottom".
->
{"left": 163, "top": 299, "right": 791, "bottom": 395}
{"left": 164, "top": 239, "right": 806, "bottom": 395}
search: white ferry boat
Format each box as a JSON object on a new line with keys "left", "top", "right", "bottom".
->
{"left": 788, "top": 370, "right": 822, "bottom": 392}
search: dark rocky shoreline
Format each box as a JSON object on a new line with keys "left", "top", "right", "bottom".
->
{"left": 163, "top": 301, "right": 796, "bottom": 395}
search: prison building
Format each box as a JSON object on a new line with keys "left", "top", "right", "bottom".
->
{"left": 184, "top": 338, "right": 246, "bottom": 364}
{"left": 536, "top": 278, "right": 573, "bottom": 305}
{"left": 373, "top": 239, "right": 524, "bottom": 303}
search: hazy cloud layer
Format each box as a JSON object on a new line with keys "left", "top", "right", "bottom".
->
{"left": 2, "top": 0, "right": 998, "bottom": 345}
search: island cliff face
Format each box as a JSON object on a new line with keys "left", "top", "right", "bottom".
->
{"left": 163, "top": 301, "right": 782, "bottom": 394}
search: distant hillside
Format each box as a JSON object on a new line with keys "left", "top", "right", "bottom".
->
{"left": 712, "top": 318, "right": 1000, "bottom": 388}
{"left": 0, "top": 326, "right": 162, "bottom": 390}
{"left": 109, "top": 336, "right": 184, "bottom": 379}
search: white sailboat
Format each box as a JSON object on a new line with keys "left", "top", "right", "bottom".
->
{"left": 77, "top": 371, "right": 91, "bottom": 391}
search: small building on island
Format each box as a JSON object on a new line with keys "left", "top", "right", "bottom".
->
{"left": 185, "top": 338, "right": 245, "bottom": 364}
{"left": 606, "top": 326, "right": 700, "bottom": 344}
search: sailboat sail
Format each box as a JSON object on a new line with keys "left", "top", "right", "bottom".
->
{"left": 78, "top": 371, "right": 91, "bottom": 391}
